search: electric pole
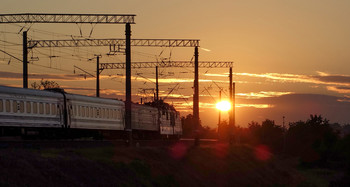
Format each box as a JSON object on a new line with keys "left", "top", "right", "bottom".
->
{"left": 23, "top": 31, "right": 28, "bottom": 88}
{"left": 96, "top": 55, "right": 101, "bottom": 97}
{"left": 125, "top": 23, "right": 132, "bottom": 146}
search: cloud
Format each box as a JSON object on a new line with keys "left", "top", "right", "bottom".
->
{"left": 235, "top": 71, "right": 350, "bottom": 94}
{"left": 236, "top": 104, "right": 274, "bottom": 108}
{"left": 312, "top": 72, "right": 350, "bottom": 86}
{"left": 237, "top": 91, "right": 293, "bottom": 99}
{"left": 327, "top": 86, "right": 350, "bottom": 94}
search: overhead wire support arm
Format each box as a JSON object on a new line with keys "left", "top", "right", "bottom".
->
{"left": 27, "top": 39, "right": 200, "bottom": 48}
{"left": 0, "top": 13, "right": 136, "bottom": 24}
{"left": 73, "top": 65, "right": 96, "bottom": 78}
{"left": 99, "top": 61, "right": 233, "bottom": 70}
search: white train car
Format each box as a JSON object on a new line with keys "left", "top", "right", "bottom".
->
{"left": 67, "top": 94, "right": 124, "bottom": 131}
{"left": 0, "top": 86, "right": 64, "bottom": 136}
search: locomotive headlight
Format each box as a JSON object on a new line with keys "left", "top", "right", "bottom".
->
{"left": 216, "top": 101, "right": 231, "bottom": 111}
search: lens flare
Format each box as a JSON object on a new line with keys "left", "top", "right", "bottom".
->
{"left": 216, "top": 101, "right": 231, "bottom": 111}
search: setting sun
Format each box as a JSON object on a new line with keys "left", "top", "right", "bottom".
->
{"left": 216, "top": 101, "right": 231, "bottom": 111}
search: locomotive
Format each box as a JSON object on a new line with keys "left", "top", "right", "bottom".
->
{"left": 0, "top": 85, "right": 182, "bottom": 139}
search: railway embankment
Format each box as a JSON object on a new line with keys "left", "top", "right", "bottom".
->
{"left": 0, "top": 142, "right": 342, "bottom": 186}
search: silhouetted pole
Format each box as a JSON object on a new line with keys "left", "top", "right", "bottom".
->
{"left": 125, "top": 23, "right": 132, "bottom": 146}
{"left": 229, "top": 67, "right": 233, "bottom": 144}
{"left": 218, "top": 90, "right": 221, "bottom": 139}
{"left": 283, "top": 116, "right": 286, "bottom": 153}
{"left": 156, "top": 66, "right": 159, "bottom": 101}
{"left": 96, "top": 55, "right": 100, "bottom": 97}
{"left": 219, "top": 90, "right": 221, "bottom": 125}
{"left": 23, "top": 31, "right": 28, "bottom": 88}
{"left": 194, "top": 46, "right": 199, "bottom": 146}
{"left": 232, "top": 82, "right": 236, "bottom": 127}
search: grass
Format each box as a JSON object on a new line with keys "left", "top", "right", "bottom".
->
{"left": 38, "top": 148, "right": 62, "bottom": 158}
{"left": 297, "top": 167, "right": 338, "bottom": 187}
{"left": 0, "top": 143, "right": 323, "bottom": 186}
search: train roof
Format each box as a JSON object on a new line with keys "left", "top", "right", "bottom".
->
{"left": 144, "top": 100, "right": 178, "bottom": 112}
{"left": 0, "top": 85, "right": 63, "bottom": 98}
{"left": 66, "top": 93, "right": 124, "bottom": 106}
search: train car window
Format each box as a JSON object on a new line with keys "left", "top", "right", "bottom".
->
{"left": 72, "top": 105, "right": 75, "bottom": 116}
{"left": 112, "top": 110, "right": 116, "bottom": 119}
{"left": 45, "top": 103, "right": 50, "bottom": 115}
{"left": 12, "top": 101, "right": 18, "bottom": 113}
{"left": 51, "top": 104, "right": 56, "bottom": 115}
{"left": 81, "top": 106, "right": 85, "bottom": 117}
{"left": 109, "top": 109, "right": 113, "bottom": 119}
{"left": 77, "top": 106, "right": 81, "bottom": 117}
{"left": 101, "top": 108, "right": 104, "bottom": 118}
{"left": 94, "top": 108, "right": 98, "bottom": 118}
{"left": 19, "top": 101, "right": 24, "bottom": 113}
{"left": 86, "top": 107, "right": 89, "bottom": 118}
{"left": 0, "top": 100, "right": 3, "bottom": 112}
{"left": 89, "top": 107, "right": 93, "bottom": 118}
{"left": 33, "top": 102, "right": 38, "bottom": 114}
{"left": 26, "top": 101, "right": 31, "bottom": 113}
{"left": 105, "top": 109, "right": 109, "bottom": 119}
{"left": 39, "top": 103, "right": 44, "bottom": 114}
{"left": 5, "top": 100, "right": 11, "bottom": 113}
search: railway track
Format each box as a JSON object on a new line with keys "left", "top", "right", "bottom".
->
{"left": 0, "top": 138, "right": 218, "bottom": 149}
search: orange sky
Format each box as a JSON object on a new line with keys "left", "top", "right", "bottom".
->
{"left": 1, "top": 0, "right": 350, "bottom": 127}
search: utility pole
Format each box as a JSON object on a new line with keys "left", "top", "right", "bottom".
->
{"left": 283, "top": 116, "right": 286, "bottom": 153}
{"left": 23, "top": 31, "right": 28, "bottom": 88}
{"left": 194, "top": 46, "right": 199, "bottom": 146}
{"left": 125, "top": 23, "right": 132, "bottom": 146}
{"left": 218, "top": 90, "right": 221, "bottom": 139}
{"left": 96, "top": 55, "right": 101, "bottom": 97}
{"left": 232, "top": 82, "right": 236, "bottom": 127}
{"left": 156, "top": 66, "right": 159, "bottom": 101}
{"left": 229, "top": 67, "right": 233, "bottom": 144}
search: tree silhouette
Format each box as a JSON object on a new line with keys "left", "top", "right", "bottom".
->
{"left": 247, "top": 120, "right": 283, "bottom": 151}
{"left": 31, "top": 79, "right": 60, "bottom": 90}
{"left": 286, "top": 115, "right": 339, "bottom": 167}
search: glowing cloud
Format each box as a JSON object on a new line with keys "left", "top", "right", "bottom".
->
{"left": 236, "top": 91, "right": 293, "bottom": 99}
{"left": 236, "top": 104, "right": 274, "bottom": 109}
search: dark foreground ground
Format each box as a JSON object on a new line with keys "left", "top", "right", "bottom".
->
{"left": 0, "top": 141, "right": 342, "bottom": 186}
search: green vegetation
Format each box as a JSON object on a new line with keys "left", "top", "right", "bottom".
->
{"left": 182, "top": 114, "right": 350, "bottom": 185}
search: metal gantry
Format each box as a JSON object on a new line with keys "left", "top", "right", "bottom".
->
{"left": 0, "top": 13, "right": 135, "bottom": 24}
{"left": 99, "top": 61, "right": 233, "bottom": 69}
{"left": 28, "top": 38, "right": 199, "bottom": 48}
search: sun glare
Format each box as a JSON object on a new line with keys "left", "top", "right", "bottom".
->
{"left": 216, "top": 101, "right": 231, "bottom": 111}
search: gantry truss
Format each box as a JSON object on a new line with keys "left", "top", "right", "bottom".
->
{"left": 100, "top": 61, "right": 233, "bottom": 70}
{"left": 0, "top": 13, "right": 135, "bottom": 24}
{"left": 28, "top": 39, "right": 199, "bottom": 48}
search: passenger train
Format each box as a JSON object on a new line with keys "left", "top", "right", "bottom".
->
{"left": 0, "top": 85, "right": 182, "bottom": 139}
